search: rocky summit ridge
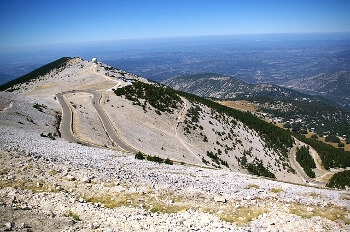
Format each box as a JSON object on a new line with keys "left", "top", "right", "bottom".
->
{"left": 0, "top": 57, "right": 349, "bottom": 231}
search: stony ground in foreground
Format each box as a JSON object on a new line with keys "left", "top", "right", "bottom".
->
{"left": 0, "top": 146, "right": 349, "bottom": 231}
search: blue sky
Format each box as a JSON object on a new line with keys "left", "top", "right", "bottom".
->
{"left": 0, "top": 0, "right": 349, "bottom": 50}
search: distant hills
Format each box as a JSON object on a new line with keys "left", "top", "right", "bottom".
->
{"left": 162, "top": 73, "right": 310, "bottom": 99}
{"left": 162, "top": 72, "right": 350, "bottom": 145}
{"left": 283, "top": 71, "right": 350, "bottom": 109}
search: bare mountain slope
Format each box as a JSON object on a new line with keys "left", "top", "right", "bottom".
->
{"left": 0, "top": 58, "right": 349, "bottom": 231}
{"left": 0, "top": 57, "right": 300, "bottom": 182}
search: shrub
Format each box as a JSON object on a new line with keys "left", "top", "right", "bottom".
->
{"left": 66, "top": 211, "right": 81, "bottom": 221}
{"left": 164, "top": 158, "right": 173, "bottom": 165}
{"left": 146, "top": 155, "right": 163, "bottom": 163}
{"left": 135, "top": 151, "right": 145, "bottom": 160}
{"left": 33, "top": 103, "right": 46, "bottom": 112}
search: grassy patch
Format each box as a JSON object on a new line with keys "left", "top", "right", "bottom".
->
{"left": 0, "top": 168, "right": 10, "bottom": 175}
{"left": 218, "top": 206, "right": 268, "bottom": 225}
{"left": 308, "top": 192, "right": 322, "bottom": 198}
{"left": 247, "top": 184, "right": 260, "bottom": 189}
{"left": 289, "top": 203, "right": 350, "bottom": 224}
{"left": 65, "top": 211, "right": 81, "bottom": 221}
{"left": 270, "top": 188, "right": 283, "bottom": 193}
{"left": 83, "top": 190, "right": 189, "bottom": 214}
{"left": 0, "top": 179, "right": 47, "bottom": 193}
{"left": 49, "top": 170, "right": 59, "bottom": 176}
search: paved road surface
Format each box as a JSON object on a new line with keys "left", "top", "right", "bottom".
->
{"left": 56, "top": 93, "right": 91, "bottom": 146}
{"left": 56, "top": 90, "right": 137, "bottom": 153}
{"left": 92, "top": 91, "right": 137, "bottom": 153}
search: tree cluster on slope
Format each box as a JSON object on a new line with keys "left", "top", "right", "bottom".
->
{"left": 135, "top": 151, "right": 173, "bottom": 165}
{"left": 206, "top": 151, "right": 229, "bottom": 168}
{"left": 295, "top": 145, "right": 316, "bottom": 178}
{"left": 237, "top": 150, "right": 276, "bottom": 179}
{"left": 326, "top": 170, "right": 350, "bottom": 189}
{"left": 114, "top": 81, "right": 182, "bottom": 114}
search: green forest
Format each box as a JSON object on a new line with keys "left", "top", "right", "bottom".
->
{"left": 326, "top": 170, "right": 350, "bottom": 189}
{"left": 295, "top": 145, "right": 316, "bottom": 178}
{"left": 252, "top": 96, "right": 350, "bottom": 142}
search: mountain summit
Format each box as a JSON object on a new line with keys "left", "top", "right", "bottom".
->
{"left": 0, "top": 57, "right": 349, "bottom": 231}
{"left": 0, "top": 57, "right": 298, "bottom": 181}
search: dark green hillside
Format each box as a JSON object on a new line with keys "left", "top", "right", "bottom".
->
{"left": 255, "top": 97, "right": 350, "bottom": 140}
{"left": 326, "top": 170, "right": 350, "bottom": 189}
{"left": 295, "top": 146, "right": 316, "bottom": 178}
{"left": 0, "top": 57, "right": 71, "bottom": 91}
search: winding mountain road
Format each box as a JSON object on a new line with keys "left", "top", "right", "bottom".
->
{"left": 174, "top": 97, "right": 203, "bottom": 164}
{"left": 56, "top": 93, "right": 90, "bottom": 146}
{"left": 57, "top": 90, "right": 137, "bottom": 153}
{"left": 289, "top": 140, "right": 326, "bottom": 187}
{"left": 91, "top": 91, "right": 137, "bottom": 153}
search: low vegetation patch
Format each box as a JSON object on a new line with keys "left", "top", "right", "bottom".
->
{"left": 83, "top": 191, "right": 188, "bottom": 213}
{"left": 40, "top": 132, "right": 57, "bottom": 140}
{"left": 135, "top": 151, "right": 145, "bottom": 160}
{"left": 247, "top": 184, "right": 260, "bottom": 189}
{"left": 270, "top": 188, "right": 283, "bottom": 193}
{"left": 65, "top": 211, "right": 81, "bottom": 221}
{"left": 114, "top": 81, "right": 182, "bottom": 114}
{"left": 134, "top": 152, "right": 173, "bottom": 165}
{"left": 0, "top": 179, "right": 55, "bottom": 193}
{"left": 219, "top": 206, "right": 268, "bottom": 225}
{"left": 289, "top": 203, "right": 350, "bottom": 224}
{"left": 33, "top": 103, "right": 47, "bottom": 112}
